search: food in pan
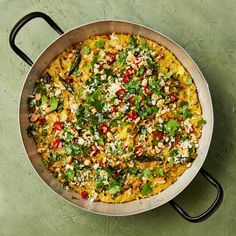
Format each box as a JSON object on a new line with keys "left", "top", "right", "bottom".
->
{"left": 27, "top": 33, "right": 206, "bottom": 203}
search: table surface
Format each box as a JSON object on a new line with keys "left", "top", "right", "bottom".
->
{"left": 0, "top": 0, "right": 235, "bottom": 235}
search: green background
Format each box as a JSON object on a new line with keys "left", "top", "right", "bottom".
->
{"left": 0, "top": 0, "right": 235, "bottom": 235}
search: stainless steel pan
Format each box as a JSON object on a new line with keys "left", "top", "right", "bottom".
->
{"left": 9, "top": 12, "right": 223, "bottom": 222}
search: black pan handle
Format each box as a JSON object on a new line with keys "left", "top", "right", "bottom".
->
{"left": 169, "top": 168, "right": 223, "bottom": 223}
{"left": 9, "top": 12, "right": 64, "bottom": 66}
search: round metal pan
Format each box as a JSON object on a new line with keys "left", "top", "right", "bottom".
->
{"left": 9, "top": 12, "right": 223, "bottom": 221}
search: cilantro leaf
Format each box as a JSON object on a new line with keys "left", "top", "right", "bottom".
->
{"left": 164, "top": 119, "right": 180, "bottom": 136}
{"left": 81, "top": 45, "right": 91, "bottom": 55}
{"left": 108, "top": 185, "right": 120, "bottom": 195}
{"left": 141, "top": 183, "right": 152, "bottom": 196}
{"left": 129, "top": 36, "right": 138, "bottom": 48}
{"left": 155, "top": 167, "right": 164, "bottom": 176}
{"left": 141, "top": 169, "right": 154, "bottom": 179}
{"left": 50, "top": 96, "right": 58, "bottom": 111}
{"left": 184, "top": 77, "right": 192, "bottom": 85}
{"left": 95, "top": 40, "right": 105, "bottom": 48}
{"left": 66, "top": 169, "right": 75, "bottom": 180}
{"left": 125, "top": 80, "right": 140, "bottom": 93}
{"left": 118, "top": 51, "right": 128, "bottom": 65}
{"left": 198, "top": 118, "right": 207, "bottom": 126}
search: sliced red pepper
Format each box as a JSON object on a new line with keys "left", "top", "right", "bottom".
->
{"left": 134, "top": 145, "right": 143, "bottom": 156}
{"left": 122, "top": 74, "right": 130, "bottom": 84}
{"left": 38, "top": 117, "right": 46, "bottom": 125}
{"left": 107, "top": 52, "right": 116, "bottom": 65}
{"left": 127, "top": 110, "right": 138, "bottom": 120}
{"left": 169, "top": 94, "right": 176, "bottom": 103}
{"left": 127, "top": 96, "right": 135, "bottom": 105}
{"left": 144, "top": 87, "right": 151, "bottom": 95}
{"left": 52, "top": 139, "right": 61, "bottom": 149}
{"left": 126, "top": 68, "right": 134, "bottom": 76}
{"left": 66, "top": 77, "right": 74, "bottom": 83}
{"left": 156, "top": 131, "right": 164, "bottom": 140}
{"left": 81, "top": 191, "right": 87, "bottom": 199}
{"left": 53, "top": 121, "right": 64, "bottom": 131}
{"left": 116, "top": 88, "right": 126, "bottom": 100}
{"left": 91, "top": 145, "right": 98, "bottom": 156}
{"left": 99, "top": 124, "right": 109, "bottom": 134}
{"left": 189, "top": 126, "right": 195, "bottom": 133}
{"left": 176, "top": 136, "right": 181, "bottom": 143}
{"left": 110, "top": 104, "right": 117, "bottom": 113}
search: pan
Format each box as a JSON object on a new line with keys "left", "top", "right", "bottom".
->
{"left": 9, "top": 12, "right": 223, "bottom": 222}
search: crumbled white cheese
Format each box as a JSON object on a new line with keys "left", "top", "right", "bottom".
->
{"left": 78, "top": 137, "right": 85, "bottom": 145}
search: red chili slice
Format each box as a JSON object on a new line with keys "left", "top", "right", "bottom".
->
{"left": 134, "top": 145, "right": 143, "bottom": 156}
{"left": 91, "top": 145, "right": 98, "bottom": 156}
{"left": 66, "top": 77, "right": 74, "bottom": 83}
{"left": 126, "top": 68, "right": 134, "bottom": 76}
{"left": 189, "top": 126, "right": 195, "bottom": 133}
{"left": 53, "top": 121, "right": 64, "bottom": 131}
{"left": 127, "top": 110, "right": 138, "bottom": 120}
{"left": 169, "top": 94, "right": 176, "bottom": 103}
{"left": 116, "top": 88, "right": 126, "bottom": 100}
{"left": 99, "top": 124, "right": 109, "bottom": 134}
{"left": 144, "top": 87, "right": 151, "bottom": 95}
{"left": 81, "top": 191, "right": 87, "bottom": 199}
{"left": 107, "top": 52, "right": 116, "bottom": 65}
{"left": 38, "top": 117, "right": 46, "bottom": 125}
{"left": 127, "top": 96, "right": 135, "bottom": 105}
{"left": 110, "top": 104, "right": 117, "bottom": 113}
{"left": 52, "top": 139, "right": 61, "bottom": 149}
{"left": 122, "top": 74, "right": 130, "bottom": 84}
{"left": 156, "top": 131, "right": 164, "bottom": 140}
{"left": 176, "top": 136, "right": 181, "bottom": 143}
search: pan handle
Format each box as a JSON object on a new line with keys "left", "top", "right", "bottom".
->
{"left": 9, "top": 12, "right": 64, "bottom": 66}
{"left": 169, "top": 168, "right": 223, "bottom": 223}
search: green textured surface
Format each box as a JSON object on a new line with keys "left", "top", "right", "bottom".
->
{"left": 0, "top": 0, "right": 235, "bottom": 235}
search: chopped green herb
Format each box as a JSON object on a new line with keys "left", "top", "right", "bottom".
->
{"left": 66, "top": 169, "right": 75, "bottom": 180}
{"left": 184, "top": 77, "right": 192, "bottom": 85}
{"left": 50, "top": 96, "right": 58, "bottom": 111}
{"left": 26, "top": 125, "right": 35, "bottom": 137}
{"left": 118, "top": 51, "right": 128, "bottom": 65}
{"left": 95, "top": 40, "right": 105, "bottom": 48}
{"left": 104, "top": 68, "right": 113, "bottom": 76}
{"left": 155, "top": 167, "right": 164, "bottom": 176}
{"left": 42, "top": 129, "right": 48, "bottom": 136}
{"left": 164, "top": 119, "right": 180, "bottom": 136}
{"left": 141, "top": 183, "right": 152, "bottom": 196}
{"left": 81, "top": 45, "right": 91, "bottom": 55}
{"left": 108, "top": 185, "right": 120, "bottom": 195}
{"left": 61, "top": 155, "right": 67, "bottom": 166}
{"left": 141, "top": 169, "right": 154, "bottom": 179}
{"left": 198, "top": 118, "right": 206, "bottom": 126}
{"left": 141, "top": 40, "right": 148, "bottom": 49}
{"left": 129, "top": 36, "right": 138, "bottom": 48}
{"left": 168, "top": 157, "right": 174, "bottom": 168}
{"left": 35, "top": 136, "right": 41, "bottom": 143}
